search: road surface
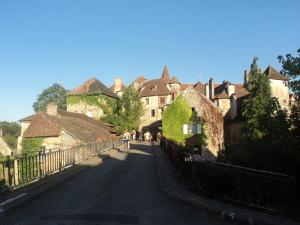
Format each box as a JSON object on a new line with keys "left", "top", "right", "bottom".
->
{"left": 2, "top": 142, "right": 230, "bottom": 225}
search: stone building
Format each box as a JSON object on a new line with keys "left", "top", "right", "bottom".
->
{"left": 131, "top": 66, "right": 182, "bottom": 128}
{"left": 17, "top": 103, "right": 117, "bottom": 153}
{"left": 182, "top": 87, "right": 224, "bottom": 159}
{"left": 0, "top": 129, "right": 12, "bottom": 156}
{"left": 67, "top": 78, "right": 119, "bottom": 120}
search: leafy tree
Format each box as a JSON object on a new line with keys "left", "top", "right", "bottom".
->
{"left": 0, "top": 121, "right": 21, "bottom": 150}
{"left": 278, "top": 48, "right": 300, "bottom": 97}
{"left": 104, "top": 87, "right": 143, "bottom": 133}
{"left": 242, "top": 57, "right": 290, "bottom": 141}
{"left": 33, "top": 83, "right": 67, "bottom": 112}
{"left": 289, "top": 105, "right": 300, "bottom": 138}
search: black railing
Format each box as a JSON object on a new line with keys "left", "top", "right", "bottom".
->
{"left": 0, "top": 138, "right": 123, "bottom": 194}
{"left": 160, "top": 138, "right": 296, "bottom": 212}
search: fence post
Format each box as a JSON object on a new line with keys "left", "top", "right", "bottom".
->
{"left": 7, "top": 156, "right": 12, "bottom": 190}
{"left": 39, "top": 150, "right": 45, "bottom": 178}
{"left": 14, "top": 159, "right": 19, "bottom": 186}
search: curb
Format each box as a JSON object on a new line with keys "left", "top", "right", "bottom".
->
{"left": 152, "top": 144, "right": 298, "bottom": 225}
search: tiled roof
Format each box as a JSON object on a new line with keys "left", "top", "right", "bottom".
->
{"left": 213, "top": 90, "right": 229, "bottom": 99}
{"left": 140, "top": 79, "right": 170, "bottom": 97}
{"left": 193, "top": 82, "right": 206, "bottom": 95}
{"left": 180, "top": 83, "right": 193, "bottom": 91}
{"left": 22, "top": 111, "right": 116, "bottom": 142}
{"left": 161, "top": 66, "right": 170, "bottom": 82}
{"left": 264, "top": 65, "right": 289, "bottom": 81}
{"left": 20, "top": 114, "right": 36, "bottom": 122}
{"left": 169, "top": 76, "right": 180, "bottom": 84}
{"left": 68, "top": 78, "right": 119, "bottom": 99}
{"left": 235, "top": 84, "right": 250, "bottom": 98}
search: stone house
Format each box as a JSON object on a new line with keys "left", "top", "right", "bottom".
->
{"left": 67, "top": 78, "right": 119, "bottom": 120}
{"left": 17, "top": 103, "right": 117, "bottom": 153}
{"left": 0, "top": 129, "right": 12, "bottom": 156}
{"left": 131, "top": 66, "right": 182, "bottom": 129}
{"left": 182, "top": 87, "right": 224, "bottom": 159}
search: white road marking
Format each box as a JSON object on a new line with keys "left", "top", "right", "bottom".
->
{"left": 0, "top": 193, "right": 27, "bottom": 207}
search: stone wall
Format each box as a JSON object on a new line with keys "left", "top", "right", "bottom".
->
{"left": 269, "top": 79, "right": 290, "bottom": 110}
{"left": 183, "top": 88, "right": 224, "bottom": 158}
{"left": 140, "top": 95, "right": 172, "bottom": 128}
{"left": 67, "top": 101, "right": 104, "bottom": 119}
{"left": 0, "top": 137, "right": 11, "bottom": 156}
{"left": 224, "top": 121, "right": 243, "bottom": 147}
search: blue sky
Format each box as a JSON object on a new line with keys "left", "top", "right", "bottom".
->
{"left": 0, "top": 0, "right": 299, "bottom": 121}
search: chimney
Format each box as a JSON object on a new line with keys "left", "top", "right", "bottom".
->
{"left": 244, "top": 69, "right": 248, "bottom": 84}
{"left": 227, "top": 83, "right": 235, "bottom": 97}
{"left": 47, "top": 102, "right": 58, "bottom": 116}
{"left": 230, "top": 94, "right": 237, "bottom": 119}
{"left": 114, "top": 78, "right": 122, "bottom": 93}
{"left": 0, "top": 128, "right": 2, "bottom": 137}
{"left": 205, "top": 83, "right": 209, "bottom": 98}
{"left": 209, "top": 78, "right": 214, "bottom": 99}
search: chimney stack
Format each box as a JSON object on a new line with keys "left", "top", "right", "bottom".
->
{"left": 205, "top": 83, "right": 209, "bottom": 99}
{"left": 227, "top": 83, "right": 235, "bottom": 97}
{"left": 47, "top": 102, "right": 58, "bottom": 116}
{"left": 114, "top": 78, "right": 122, "bottom": 93}
{"left": 230, "top": 94, "right": 237, "bottom": 119}
{"left": 209, "top": 78, "right": 215, "bottom": 99}
{"left": 244, "top": 69, "right": 249, "bottom": 84}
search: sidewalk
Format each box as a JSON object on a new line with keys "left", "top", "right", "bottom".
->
{"left": 153, "top": 143, "right": 299, "bottom": 225}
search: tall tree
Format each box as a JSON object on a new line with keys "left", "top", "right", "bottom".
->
{"left": 33, "top": 83, "right": 67, "bottom": 112}
{"left": 278, "top": 48, "right": 300, "bottom": 97}
{"left": 242, "top": 57, "right": 289, "bottom": 141}
{"left": 104, "top": 87, "right": 143, "bottom": 133}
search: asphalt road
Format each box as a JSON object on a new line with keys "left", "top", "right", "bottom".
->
{"left": 2, "top": 142, "right": 230, "bottom": 225}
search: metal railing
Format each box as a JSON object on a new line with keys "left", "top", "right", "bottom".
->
{"left": 0, "top": 138, "right": 123, "bottom": 194}
{"left": 160, "top": 138, "right": 296, "bottom": 212}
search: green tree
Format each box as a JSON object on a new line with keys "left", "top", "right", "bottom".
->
{"left": 33, "top": 83, "right": 67, "bottom": 112}
{"left": 21, "top": 138, "right": 43, "bottom": 155}
{"left": 104, "top": 87, "right": 143, "bottom": 133}
{"left": 278, "top": 48, "right": 300, "bottom": 97}
{"left": 242, "top": 57, "right": 290, "bottom": 141}
{"left": 0, "top": 121, "right": 21, "bottom": 150}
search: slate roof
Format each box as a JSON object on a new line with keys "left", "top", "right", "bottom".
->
{"left": 68, "top": 78, "right": 119, "bottom": 99}
{"left": 264, "top": 65, "right": 289, "bottom": 81}
{"left": 22, "top": 110, "right": 117, "bottom": 142}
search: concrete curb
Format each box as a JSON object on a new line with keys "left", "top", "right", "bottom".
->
{"left": 153, "top": 144, "right": 299, "bottom": 225}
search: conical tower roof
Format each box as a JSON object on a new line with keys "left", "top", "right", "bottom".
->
{"left": 161, "top": 66, "right": 170, "bottom": 82}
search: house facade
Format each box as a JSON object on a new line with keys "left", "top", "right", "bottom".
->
{"left": 66, "top": 78, "right": 119, "bottom": 120}
{"left": 131, "top": 66, "right": 182, "bottom": 129}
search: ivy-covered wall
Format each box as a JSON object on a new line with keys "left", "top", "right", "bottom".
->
{"left": 21, "top": 137, "right": 43, "bottom": 154}
{"left": 162, "top": 95, "right": 206, "bottom": 146}
{"left": 66, "top": 93, "right": 117, "bottom": 119}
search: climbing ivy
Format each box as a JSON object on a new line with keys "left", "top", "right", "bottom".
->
{"left": 66, "top": 93, "right": 118, "bottom": 115}
{"left": 21, "top": 138, "right": 44, "bottom": 155}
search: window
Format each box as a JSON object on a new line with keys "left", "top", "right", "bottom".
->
{"left": 145, "top": 98, "right": 149, "bottom": 105}
{"left": 191, "top": 107, "right": 195, "bottom": 112}
{"left": 160, "top": 97, "right": 165, "bottom": 104}
{"left": 151, "top": 109, "right": 156, "bottom": 117}
{"left": 172, "top": 93, "right": 175, "bottom": 101}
